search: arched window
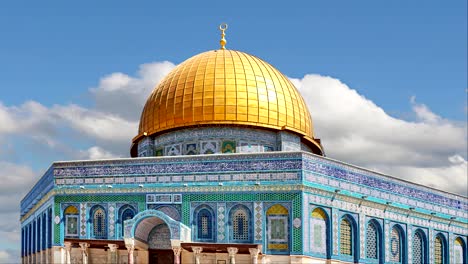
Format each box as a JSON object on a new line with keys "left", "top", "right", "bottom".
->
{"left": 390, "top": 226, "right": 404, "bottom": 263}
{"left": 454, "top": 237, "right": 466, "bottom": 264}
{"left": 267, "top": 204, "right": 289, "bottom": 251}
{"left": 230, "top": 205, "right": 251, "bottom": 242}
{"left": 64, "top": 206, "right": 79, "bottom": 237}
{"left": 366, "top": 221, "right": 380, "bottom": 260}
{"left": 412, "top": 230, "right": 426, "bottom": 264}
{"left": 340, "top": 218, "right": 353, "bottom": 256}
{"left": 197, "top": 209, "right": 213, "bottom": 241}
{"left": 91, "top": 206, "right": 107, "bottom": 239}
{"left": 434, "top": 235, "right": 447, "bottom": 264}
{"left": 119, "top": 206, "right": 135, "bottom": 238}
{"left": 310, "top": 208, "right": 328, "bottom": 256}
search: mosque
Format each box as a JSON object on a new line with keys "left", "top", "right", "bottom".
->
{"left": 20, "top": 25, "right": 467, "bottom": 264}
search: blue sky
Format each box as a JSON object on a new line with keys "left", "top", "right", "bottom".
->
{"left": 0, "top": 1, "right": 466, "bottom": 262}
{"left": 0, "top": 0, "right": 466, "bottom": 118}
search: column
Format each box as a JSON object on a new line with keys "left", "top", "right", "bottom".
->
{"left": 172, "top": 246, "right": 182, "bottom": 264}
{"left": 79, "top": 243, "right": 90, "bottom": 264}
{"left": 64, "top": 242, "right": 72, "bottom": 264}
{"left": 227, "top": 247, "right": 238, "bottom": 264}
{"left": 248, "top": 248, "right": 260, "bottom": 264}
{"left": 107, "top": 244, "right": 119, "bottom": 264}
{"left": 191, "top": 246, "right": 203, "bottom": 264}
{"left": 125, "top": 238, "right": 135, "bottom": 264}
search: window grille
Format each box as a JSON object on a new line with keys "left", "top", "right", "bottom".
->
{"left": 340, "top": 219, "right": 352, "bottom": 256}
{"left": 413, "top": 232, "right": 423, "bottom": 264}
{"left": 233, "top": 209, "right": 249, "bottom": 240}
{"left": 366, "top": 223, "right": 378, "bottom": 259}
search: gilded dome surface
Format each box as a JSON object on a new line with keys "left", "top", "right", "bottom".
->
{"left": 133, "top": 49, "right": 322, "bottom": 154}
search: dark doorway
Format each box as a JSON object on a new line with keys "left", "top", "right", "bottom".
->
{"left": 148, "top": 249, "right": 174, "bottom": 264}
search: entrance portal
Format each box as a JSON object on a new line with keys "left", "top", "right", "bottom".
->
{"left": 149, "top": 249, "right": 174, "bottom": 264}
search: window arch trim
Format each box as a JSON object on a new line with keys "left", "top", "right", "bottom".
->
{"left": 193, "top": 204, "right": 215, "bottom": 242}
{"left": 229, "top": 204, "right": 252, "bottom": 243}
{"left": 339, "top": 214, "right": 358, "bottom": 262}
{"left": 434, "top": 233, "right": 448, "bottom": 264}
{"left": 310, "top": 207, "right": 330, "bottom": 258}
{"left": 412, "top": 229, "right": 428, "bottom": 264}
{"left": 389, "top": 224, "right": 406, "bottom": 263}
{"left": 90, "top": 205, "right": 107, "bottom": 239}
{"left": 365, "top": 219, "right": 383, "bottom": 261}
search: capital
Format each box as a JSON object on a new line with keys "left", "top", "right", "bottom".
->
{"left": 192, "top": 246, "right": 203, "bottom": 255}
{"left": 64, "top": 242, "right": 72, "bottom": 250}
{"left": 79, "top": 242, "right": 90, "bottom": 250}
{"left": 227, "top": 247, "right": 238, "bottom": 256}
{"left": 249, "top": 247, "right": 260, "bottom": 257}
{"left": 107, "top": 244, "right": 119, "bottom": 252}
{"left": 172, "top": 246, "right": 182, "bottom": 256}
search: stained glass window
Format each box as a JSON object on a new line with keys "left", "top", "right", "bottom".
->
{"left": 390, "top": 227, "right": 401, "bottom": 263}
{"left": 310, "top": 208, "right": 327, "bottom": 254}
{"left": 340, "top": 219, "right": 352, "bottom": 256}
{"left": 232, "top": 207, "right": 249, "bottom": 241}
{"left": 93, "top": 207, "right": 106, "bottom": 238}
{"left": 434, "top": 236, "right": 444, "bottom": 264}
{"left": 197, "top": 209, "right": 213, "bottom": 240}
{"left": 413, "top": 231, "right": 424, "bottom": 264}
{"left": 366, "top": 222, "right": 378, "bottom": 259}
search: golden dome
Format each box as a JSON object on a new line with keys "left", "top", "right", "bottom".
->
{"left": 132, "top": 49, "right": 323, "bottom": 155}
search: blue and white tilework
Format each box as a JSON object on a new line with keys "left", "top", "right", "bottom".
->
{"left": 108, "top": 203, "right": 115, "bottom": 238}
{"left": 217, "top": 203, "right": 226, "bottom": 242}
{"left": 80, "top": 203, "right": 86, "bottom": 237}
{"left": 254, "top": 202, "right": 263, "bottom": 242}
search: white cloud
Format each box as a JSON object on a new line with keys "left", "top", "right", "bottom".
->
{"left": 80, "top": 146, "right": 119, "bottom": 160}
{"left": 294, "top": 74, "right": 467, "bottom": 195}
{"left": 91, "top": 61, "right": 175, "bottom": 121}
{"left": 0, "top": 248, "right": 19, "bottom": 264}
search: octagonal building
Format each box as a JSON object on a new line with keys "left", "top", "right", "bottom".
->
{"left": 21, "top": 27, "right": 467, "bottom": 264}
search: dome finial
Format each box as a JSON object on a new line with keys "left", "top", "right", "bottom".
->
{"left": 219, "top": 23, "right": 228, "bottom": 50}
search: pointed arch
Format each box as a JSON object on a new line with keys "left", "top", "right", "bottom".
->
{"left": 390, "top": 224, "right": 405, "bottom": 263}
{"left": 90, "top": 205, "right": 107, "bottom": 239}
{"left": 434, "top": 233, "right": 448, "bottom": 264}
{"left": 454, "top": 237, "right": 467, "bottom": 264}
{"left": 193, "top": 204, "right": 215, "bottom": 242}
{"left": 229, "top": 204, "right": 252, "bottom": 243}
{"left": 310, "top": 207, "right": 329, "bottom": 257}
{"left": 366, "top": 219, "right": 383, "bottom": 262}
{"left": 339, "top": 214, "right": 358, "bottom": 262}
{"left": 412, "top": 229, "right": 427, "bottom": 264}
{"left": 118, "top": 205, "right": 136, "bottom": 238}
